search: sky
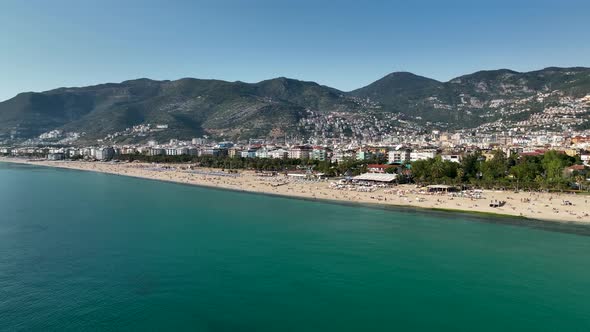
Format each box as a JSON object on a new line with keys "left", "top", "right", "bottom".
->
{"left": 1, "top": 0, "right": 589, "bottom": 101}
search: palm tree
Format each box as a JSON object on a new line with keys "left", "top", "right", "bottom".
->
{"left": 430, "top": 157, "right": 445, "bottom": 183}
{"left": 455, "top": 168, "right": 465, "bottom": 186}
{"left": 575, "top": 174, "right": 586, "bottom": 191}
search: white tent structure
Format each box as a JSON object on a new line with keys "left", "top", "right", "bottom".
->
{"left": 352, "top": 173, "right": 398, "bottom": 183}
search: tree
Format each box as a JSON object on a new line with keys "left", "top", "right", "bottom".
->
{"left": 430, "top": 156, "right": 446, "bottom": 180}
{"left": 460, "top": 151, "right": 481, "bottom": 180}
{"left": 540, "top": 150, "right": 569, "bottom": 189}
{"left": 455, "top": 168, "right": 465, "bottom": 185}
{"left": 411, "top": 159, "right": 431, "bottom": 184}
{"left": 574, "top": 174, "right": 586, "bottom": 191}
{"left": 509, "top": 157, "right": 541, "bottom": 190}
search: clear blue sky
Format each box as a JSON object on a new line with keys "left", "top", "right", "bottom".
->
{"left": 1, "top": 0, "right": 589, "bottom": 101}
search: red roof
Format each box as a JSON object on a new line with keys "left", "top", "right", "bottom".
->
{"left": 567, "top": 165, "right": 586, "bottom": 171}
{"left": 520, "top": 151, "right": 544, "bottom": 156}
{"left": 520, "top": 149, "right": 566, "bottom": 157}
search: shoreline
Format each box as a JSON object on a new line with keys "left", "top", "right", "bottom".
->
{"left": 2, "top": 157, "right": 590, "bottom": 226}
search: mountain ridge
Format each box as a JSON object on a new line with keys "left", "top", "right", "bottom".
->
{"left": 5, "top": 66, "right": 589, "bottom": 101}
{"left": 1, "top": 66, "right": 589, "bottom": 143}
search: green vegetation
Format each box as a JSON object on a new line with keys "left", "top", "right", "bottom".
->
{"left": 351, "top": 67, "right": 590, "bottom": 128}
{"left": 410, "top": 150, "right": 587, "bottom": 191}
{"left": 1, "top": 67, "right": 589, "bottom": 141}
{"left": 0, "top": 77, "right": 363, "bottom": 142}
{"left": 114, "top": 154, "right": 383, "bottom": 177}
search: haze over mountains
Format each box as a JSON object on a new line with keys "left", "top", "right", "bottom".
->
{"left": 1, "top": 67, "right": 589, "bottom": 144}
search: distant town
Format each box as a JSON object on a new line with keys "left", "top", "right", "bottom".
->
{"left": 1, "top": 90, "right": 590, "bottom": 194}
{"left": 2, "top": 126, "right": 590, "bottom": 187}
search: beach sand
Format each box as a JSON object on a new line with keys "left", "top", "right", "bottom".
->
{"left": 2, "top": 158, "right": 589, "bottom": 223}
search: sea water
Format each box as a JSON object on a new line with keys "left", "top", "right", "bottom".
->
{"left": 1, "top": 162, "right": 589, "bottom": 331}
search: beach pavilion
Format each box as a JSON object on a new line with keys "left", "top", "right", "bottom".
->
{"left": 426, "top": 184, "right": 458, "bottom": 193}
{"left": 352, "top": 173, "right": 398, "bottom": 183}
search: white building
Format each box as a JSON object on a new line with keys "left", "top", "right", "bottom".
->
{"left": 256, "top": 148, "right": 269, "bottom": 159}
{"left": 47, "top": 153, "right": 65, "bottom": 161}
{"left": 388, "top": 149, "right": 410, "bottom": 164}
{"left": 95, "top": 147, "right": 115, "bottom": 160}
{"left": 268, "top": 149, "right": 288, "bottom": 159}
{"left": 149, "top": 148, "right": 165, "bottom": 156}
{"left": 120, "top": 147, "right": 137, "bottom": 155}
{"left": 331, "top": 149, "right": 355, "bottom": 163}
{"left": 410, "top": 150, "right": 437, "bottom": 162}
{"left": 288, "top": 146, "right": 311, "bottom": 160}
{"left": 441, "top": 154, "right": 462, "bottom": 163}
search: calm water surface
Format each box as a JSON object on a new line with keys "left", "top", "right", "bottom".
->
{"left": 1, "top": 162, "right": 590, "bottom": 331}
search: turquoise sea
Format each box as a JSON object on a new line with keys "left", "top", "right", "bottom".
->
{"left": 1, "top": 162, "right": 590, "bottom": 331}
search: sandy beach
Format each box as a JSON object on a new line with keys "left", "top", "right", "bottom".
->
{"left": 2, "top": 157, "right": 589, "bottom": 224}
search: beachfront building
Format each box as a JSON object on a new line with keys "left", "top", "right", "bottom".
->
{"left": 367, "top": 164, "right": 396, "bottom": 173}
{"left": 255, "top": 148, "right": 269, "bottom": 159}
{"left": 289, "top": 146, "right": 311, "bottom": 160}
{"left": 410, "top": 150, "right": 437, "bottom": 162}
{"left": 149, "top": 148, "right": 165, "bottom": 156}
{"left": 95, "top": 147, "right": 115, "bottom": 160}
{"left": 47, "top": 152, "right": 65, "bottom": 161}
{"left": 241, "top": 149, "right": 258, "bottom": 158}
{"left": 66, "top": 149, "right": 81, "bottom": 158}
{"left": 331, "top": 149, "right": 355, "bottom": 163}
{"left": 311, "top": 146, "right": 327, "bottom": 161}
{"left": 165, "top": 147, "right": 189, "bottom": 156}
{"left": 227, "top": 147, "right": 242, "bottom": 158}
{"left": 356, "top": 149, "right": 373, "bottom": 161}
{"left": 268, "top": 149, "right": 289, "bottom": 159}
{"left": 165, "top": 148, "right": 179, "bottom": 156}
{"left": 200, "top": 148, "right": 228, "bottom": 157}
{"left": 388, "top": 148, "right": 411, "bottom": 164}
{"left": 441, "top": 153, "right": 462, "bottom": 163}
{"left": 78, "top": 148, "right": 91, "bottom": 158}
{"left": 120, "top": 147, "right": 137, "bottom": 155}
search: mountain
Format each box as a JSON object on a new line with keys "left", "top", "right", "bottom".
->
{"left": 1, "top": 67, "right": 589, "bottom": 144}
{"left": 0, "top": 77, "right": 363, "bottom": 143}
{"left": 351, "top": 67, "right": 590, "bottom": 127}
{"left": 350, "top": 72, "right": 445, "bottom": 105}
{"left": 349, "top": 72, "right": 452, "bottom": 123}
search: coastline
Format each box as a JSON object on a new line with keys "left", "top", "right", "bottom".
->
{"left": 2, "top": 157, "right": 590, "bottom": 225}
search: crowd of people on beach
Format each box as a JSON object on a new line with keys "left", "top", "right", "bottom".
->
{"left": 5, "top": 158, "right": 590, "bottom": 223}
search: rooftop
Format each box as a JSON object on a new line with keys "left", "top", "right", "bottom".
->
{"left": 353, "top": 173, "right": 398, "bottom": 182}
